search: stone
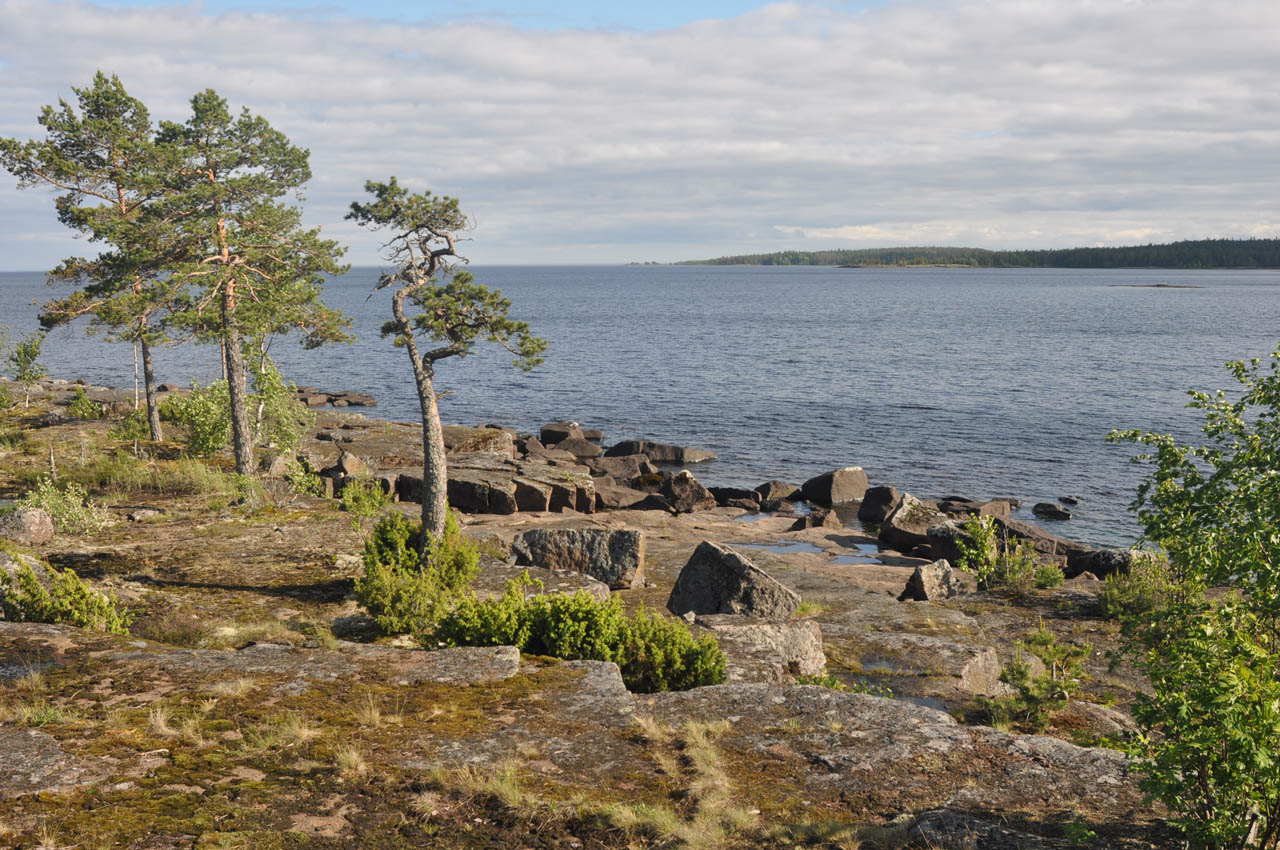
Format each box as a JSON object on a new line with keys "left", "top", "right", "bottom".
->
{"left": 604, "top": 439, "right": 716, "bottom": 465}
{"left": 759, "top": 499, "right": 794, "bottom": 514}
{"left": 820, "top": 622, "right": 1005, "bottom": 696}
{"left": 800, "top": 466, "right": 870, "bottom": 506}
{"left": 127, "top": 509, "right": 162, "bottom": 522}
{"left": 695, "top": 615, "right": 825, "bottom": 683}
{"left": 788, "top": 509, "right": 841, "bottom": 531}
{"left": 512, "top": 477, "right": 553, "bottom": 512}
{"left": 1033, "top": 502, "right": 1072, "bottom": 520}
{"left": 516, "top": 435, "right": 545, "bottom": 457}
{"left": 0, "top": 728, "right": 109, "bottom": 798}
{"left": 667, "top": 541, "right": 800, "bottom": 619}
{"left": 554, "top": 437, "right": 604, "bottom": 460}
{"left": 472, "top": 561, "right": 610, "bottom": 602}
{"left": 708, "top": 486, "right": 760, "bottom": 508}
{"left": 755, "top": 480, "right": 802, "bottom": 502}
{"left": 512, "top": 528, "right": 645, "bottom": 589}
{"left": 335, "top": 450, "right": 368, "bottom": 478}
{"left": 725, "top": 498, "right": 761, "bottom": 511}
{"left": 263, "top": 454, "right": 292, "bottom": 479}
{"left": 660, "top": 470, "right": 717, "bottom": 513}
{"left": 880, "top": 493, "right": 949, "bottom": 554}
{"left": 0, "top": 508, "right": 54, "bottom": 545}
{"left": 540, "top": 422, "right": 584, "bottom": 445}
{"left": 580, "top": 428, "right": 605, "bottom": 442}
{"left": 443, "top": 425, "right": 516, "bottom": 457}
{"left": 994, "top": 516, "right": 1093, "bottom": 564}
{"left": 857, "top": 485, "right": 901, "bottom": 523}
{"left": 937, "top": 498, "right": 1011, "bottom": 521}
{"left": 586, "top": 454, "right": 657, "bottom": 482}
{"left": 301, "top": 393, "right": 329, "bottom": 408}
{"left": 909, "top": 810, "right": 1059, "bottom": 850}
{"left": 593, "top": 478, "right": 652, "bottom": 510}
{"left": 898, "top": 559, "right": 971, "bottom": 602}
{"left": 1065, "top": 547, "right": 1151, "bottom": 580}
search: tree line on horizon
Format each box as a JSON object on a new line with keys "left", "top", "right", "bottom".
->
{"left": 682, "top": 238, "right": 1280, "bottom": 269}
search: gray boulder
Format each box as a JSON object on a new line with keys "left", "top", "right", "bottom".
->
{"left": 593, "top": 478, "right": 653, "bottom": 510}
{"left": 586, "top": 454, "right": 657, "bottom": 482}
{"left": 554, "top": 437, "right": 604, "bottom": 460}
{"left": 0, "top": 508, "right": 54, "bottom": 546}
{"left": 880, "top": 493, "right": 949, "bottom": 554}
{"left": 857, "top": 485, "right": 901, "bottom": 523}
{"left": 695, "top": 614, "right": 825, "bottom": 683}
{"left": 511, "top": 528, "right": 645, "bottom": 590}
{"left": 1065, "top": 547, "right": 1151, "bottom": 580}
{"left": 540, "top": 422, "right": 584, "bottom": 445}
{"left": 709, "top": 486, "right": 760, "bottom": 508}
{"left": 605, "top": 439, "right": 716, "bottom": 465}
{"left": 660, "top": 470, "right": 717, "bottom": 513}
{"left": 898, "top": 559, "right": 972, "bottom": 602}
{"left": 1033, "top": 502, "right": 1072, "bottom": 520}
{"left": 754, "top": 480, "right": 802, "bottom": 502}
{"left": 667, "top": 542, "right": 800, "bottom": 619}
{"left": 801, "top": 466, "right": 869, "bottom": 506}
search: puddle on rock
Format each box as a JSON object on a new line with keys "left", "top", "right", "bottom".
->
{"left": 733, "top": 541, "right": 825, "bottom": 556}
{"left": 829, "top": 554, "right": 884, "bottom": 565}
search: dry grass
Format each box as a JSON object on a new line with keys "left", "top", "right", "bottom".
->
{"left": 245, "top": 711, "right": 319, "bottom": 750}
{"left": 335, "top": 745, "right": 369, "bottom": 780}
{"left": 209, "top": 677, "right": 256, "bottom": 697}
{"left": 354, "top": 691, "right": 403, "bottom": 728}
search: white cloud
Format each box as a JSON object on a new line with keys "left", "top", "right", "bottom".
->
{"left": 0, "top": 0, "right": 1277, "bottom": 267}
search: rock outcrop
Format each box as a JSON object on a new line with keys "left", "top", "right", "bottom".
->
{"left": 695, "top": 614, "right": 825, "bottom": 683}
{"left": 511, "top": 528, "right": 645, "bottom": 590}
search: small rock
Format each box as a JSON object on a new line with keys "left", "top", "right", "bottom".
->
{"left": 898, "top": 559, "right": 971, "bottom": 602}
{"left": 759, "top": 499, "right": 794, "bottom": 514}
{"left": 540, "top": 421, "right": 584, "bottom": 445}
{"left": 660, "top": 470, "right": 717, "bottom": 513}
{"left": 788, "top": 509, "right": 841, "bottom": 531}
{"left": 754, "top": 480, "right": 802, "bottom": 502}
{"left": 127, "top": 509, "right": 162, "bottom": 523}
{"left": 1060, "top": 495, "right": 1081, "bottom": 505}
{"left": 1032, "top": 502, "right": 1072, "bottom": 520}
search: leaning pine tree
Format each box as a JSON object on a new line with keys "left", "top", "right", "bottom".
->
{"left": 347, "top": 178, "right": 545, "bottom": 550}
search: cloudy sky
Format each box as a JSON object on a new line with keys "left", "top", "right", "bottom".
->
{"left": 0, "top": 0, "right": 1276, "bottom": 267}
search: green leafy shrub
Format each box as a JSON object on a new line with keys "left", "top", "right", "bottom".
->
{"left": 107, "top": 409, "right": 150, "bottom": 442}
{"left": 795, "top": 672, "right": 894, "bottom": 698}
{"left": 248, "top": 355, "right": 314, "bottom": 453}
{"left": 340, "top": 477, "right": 391, "bottom": 530}
{"left": 67, "top": 387, "right": 103, "bottom": 420}
{"left": 1098, "top": 553, "right": 1174, "bottom": 620}
{"left": 0, "top": 559, "right": 131, "bottom": 634}
{"left": 956, "top": 514, "right": 998, "bottom": 583}
{"left": 17, "top": 476, "right": 108, "bottom": 534}
{"left": 160, "top": 381, "right": 232, "bottom": 457}
{"left": 1108, "top": 343, "right": 1280, "bottom": 849}
{"left": 434, "top": 573, "right": 726, "bottom": 694}
{"left": 7, "top": 330, "right": 46, "bottom": 408}
{"left": 1033, "top": 560, "right": 1065, "bottom": 589}
{"left": 284, "top": 460, "right": 324, "bottom": 497}
{"left": 354, "top": 510, "right": 480, "bottom": 635}
{"left": 981, "top": 620, "right": 1090, "bottom": 731}
{"left": 0, "top": 384, "right": 12, "bottom": 411}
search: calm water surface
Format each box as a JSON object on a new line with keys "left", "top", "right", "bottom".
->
{"left": 3, "top": 265, "right": 1279, "bottom": 547}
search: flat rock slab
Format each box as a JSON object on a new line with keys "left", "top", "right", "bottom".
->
{"left": 695, "top": 615, "right": 825, "bottom": 683}
{"left": 108, "top": 642, "right": 521, "bottom": 692}
{"left": 0, "top": 728, "right": 109, "bottom": 798}
{"left": 473, "top": 560, "right": 611, "bottom": 601}
{"left": 821, "top": 624, "right": 1005, "bottom": 695}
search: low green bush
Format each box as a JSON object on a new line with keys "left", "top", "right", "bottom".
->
{"left": 795, "top": 672, "right": 894, "bottom": 698}
{"left": 956, "top": 514, "right": 998, "bottom": 582}
{"left": 107, "top": 409, "right": 150, "bottom": 442}
{"left": 1099, "top": 553, "right": 1174, "bottom": 620}
{"left": 17, "top": 476, "right": 108, "bottom": 534}
{"left": 67, "top": 387, "right": 103, "bottom": 420}
{"left": 160, "top": 382, "right": 232, "bottom": 457}
{"left": 0, "top": 559, "right": 131, "bottom": 634}
{"left": 354, "top": 511, "right": 480, "bottom": 635}
{"left": 434, "top": 573, "right": 726, "bottom": 694}
{"left": 1033, "top": 560, "right": 1065, "bottom": 589}
{"left": 980, "top": 620, "right": 1090, "bottom": 731}
{"left": 284, "top": 460, "right": 324, "bottom": 498}
{"left": 340, "top": 477, "right": 391, "bottom": 530}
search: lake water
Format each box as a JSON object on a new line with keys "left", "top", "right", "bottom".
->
{"left": 3, "top": 265, "right": 1279, "bottom": 548}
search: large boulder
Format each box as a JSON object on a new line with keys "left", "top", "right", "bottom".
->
{"left": 660, "top": 470, "right": 716, "bottom": 513}
{"left": 708, "top": 486, "right": 760, "bottom": 508}
{"left": 755, "top": 480, "right": 802, "bottom": 502}
{"left": 857, "top": 485, "right": 901, "bottom": 523}
{"left": 695, "top": 615, "right": 825, "bottom": 683}
{"left": 0, "top": 508, "right": 54, "bottom": 546}
{"left": 605, "top": 439, "right": 716, "bottom": 465}
{"left": 554, "top": 437, "right": 604, "bottom": 460}
{"left": 879, "top": 493, "right": 949, "bottom": 554}
{"left": 585, "top": 454, "right": 657, "bottom": 482}
{"left": 898, "top": 559, "right": 972, "bottom": 602}
{"left": 511, "top": 528, "right": 645, "bottom": 590}
{"left": 540, "top": 422, "right": 584, "bottom": 445}
{"left": 1065, "top": 548, "right": 1151, "bottom": 580}
{"left": 667, "top": 542, "right": 800, "bottom": 619}
{"left": 801, "top": 466, "right": 869, "bottom": 506}
{"left": 593, "top": 477, "right": 653, "bottom": 510}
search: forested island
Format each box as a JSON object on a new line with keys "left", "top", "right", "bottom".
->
{"left": 682, "top": 237, "right": 1280, "bottom": 268}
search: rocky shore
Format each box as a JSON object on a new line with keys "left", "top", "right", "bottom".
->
{"left": 0, "top": 377, "right": 1172, "bottom": 848}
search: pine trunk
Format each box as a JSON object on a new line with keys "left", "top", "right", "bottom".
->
{"left": 141, "top": 336, "right": 163, "bottom": 442}
{"left": 222, "top": 294, "right": 254, "bottom": 476}
{"left": 416, "top": 364, "right": 449, "bottom": 545}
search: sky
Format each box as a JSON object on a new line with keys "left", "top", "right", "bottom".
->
{"left": 0, "top": 0, "right": 1277, "bottom": 267}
